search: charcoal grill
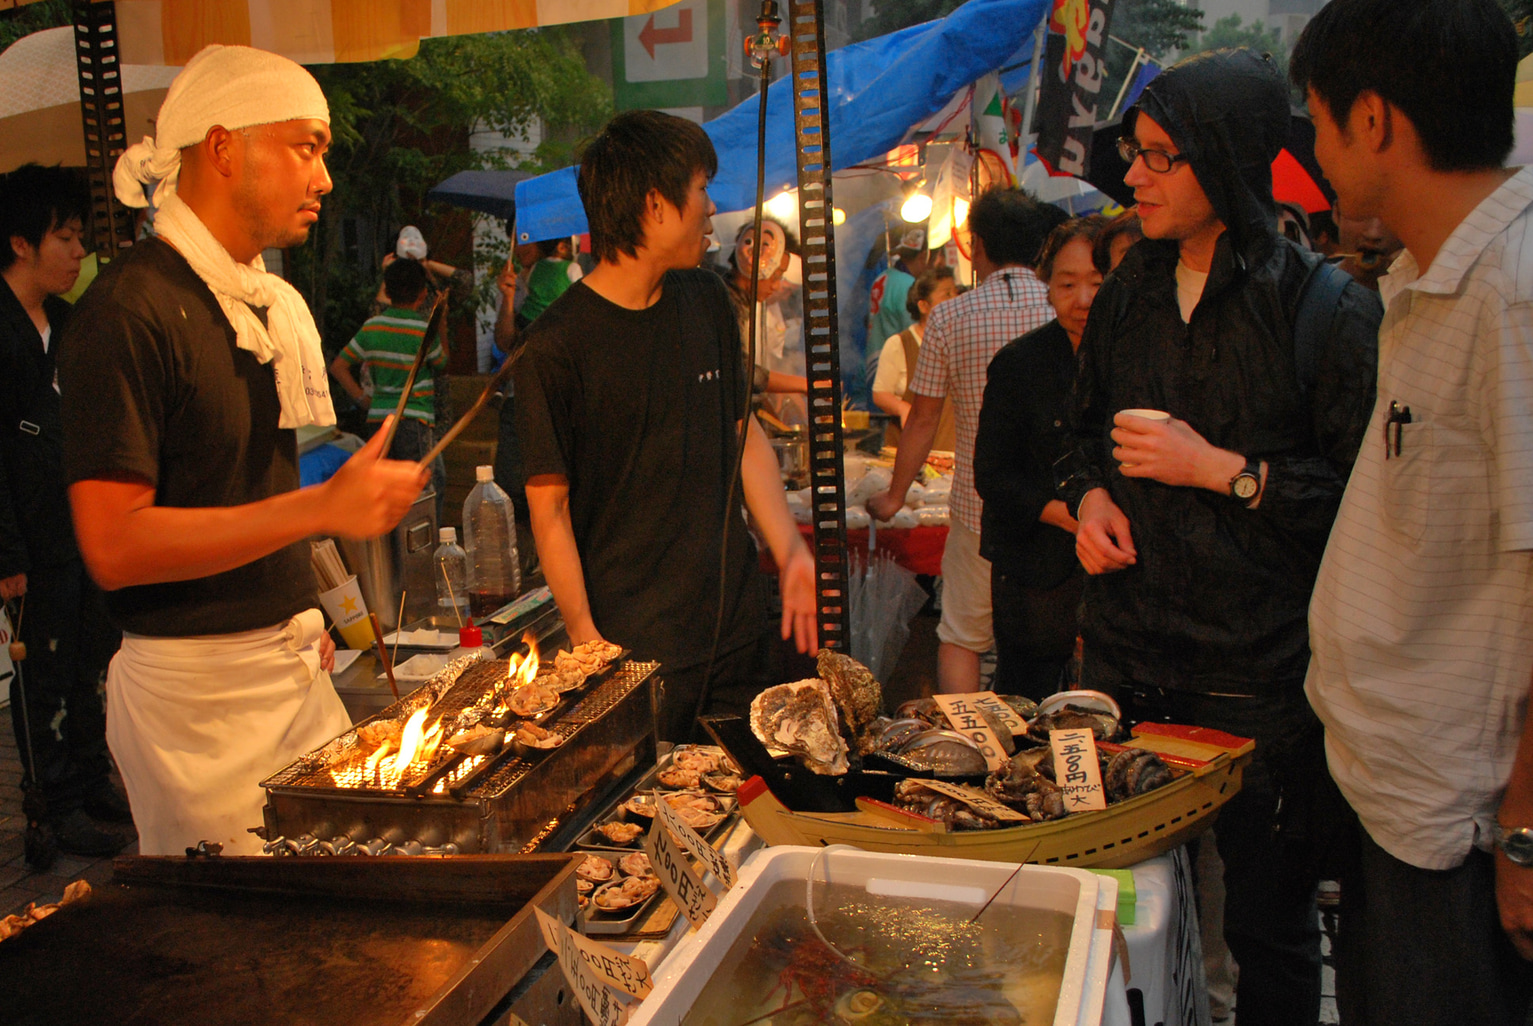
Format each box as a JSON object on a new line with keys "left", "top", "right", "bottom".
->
{"left": 262, "top": 654, "right": 660, "bottom": 854}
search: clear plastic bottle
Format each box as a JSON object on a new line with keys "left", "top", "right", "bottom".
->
{"left": 462, "top": 465, "right": 521, "bottom": 619}
{"left": 433, "top": 526, "right": 470, "bottom": 619}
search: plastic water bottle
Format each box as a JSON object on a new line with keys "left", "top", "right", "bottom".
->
{"left": 433, "top": 526, "right": 470, "bottom": 619}
{"left": 462, "top": 465, "right": 521, "bottom": 619}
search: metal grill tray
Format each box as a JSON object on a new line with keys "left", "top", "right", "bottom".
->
{"left": 572, "top": 850, "right": 663, "bottom": 935}
{"left": 0, "top": 854, "right": 578, "bottom": 1026}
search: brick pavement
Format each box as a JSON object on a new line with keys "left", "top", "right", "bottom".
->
{"left": 0, "top": 713, "right": 136, "bottom": 919}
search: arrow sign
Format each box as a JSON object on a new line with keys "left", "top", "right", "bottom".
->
{"left": 638, "top": 8, "right": 693, "bottom": 60}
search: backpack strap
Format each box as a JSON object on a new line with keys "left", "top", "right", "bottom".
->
{"left": 1291, "top": 252, "right": 1351, "bottom": 398}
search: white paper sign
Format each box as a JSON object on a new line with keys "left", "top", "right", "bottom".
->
{"left": 535, "top": 907, "right": 633, "bottom": 1026}
{"left": 655, "top": 796, "right": 737, "bottom": 891}
{"left": 972, "top": 691, "right": 1027, "bottom": 735}
{"left": 644, "top": 816, "right": 717, "bottom": 930}
{"left": 908, "top": 778, "right": 1030, "bottom": 822}
{"left": 532, "top": 904, "right": 652, "bottom": 998}
{"left": 1049, "top": 727, "right": 1108, "bottom": 812}
{"left": 933, "top": 693, "right": 1008, "bottom": 771}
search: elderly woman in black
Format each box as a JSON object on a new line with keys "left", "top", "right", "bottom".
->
{"left": 974, "top": 215, "right": 1108, "bottom": 699}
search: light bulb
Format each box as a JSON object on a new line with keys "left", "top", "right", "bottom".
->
{"left": 900, "top": 192, "right": 933, "bottom": 224}
{"left": 766, "top": 190, "right": 797, "bottom": 222}
{"left": 832, "top": 207, "right": 846, "bottom": 225}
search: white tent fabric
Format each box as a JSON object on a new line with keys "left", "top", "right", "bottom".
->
{"left": 0, "top": 27, "right": 180, "bottom": 172}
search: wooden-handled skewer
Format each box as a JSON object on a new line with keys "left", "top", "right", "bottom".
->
{"left": 369, "top": 611, "right": 400, "bottom": 701}
{"left": 417, "top": 351, "right": 518, "bottom": 469}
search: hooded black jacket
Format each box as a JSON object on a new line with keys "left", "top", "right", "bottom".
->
{"left": 1057, "top": 50, "right": 1382, "bottom": 695}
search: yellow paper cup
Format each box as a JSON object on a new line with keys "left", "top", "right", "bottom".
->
{"left": 318, "top": 574, "right": 375, "bottom": 650}
{"left": 842, "top": 409, "right": 870, "bottom": 431}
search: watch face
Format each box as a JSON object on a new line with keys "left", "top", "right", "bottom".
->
{"left": 1504, "top": 828, "right": 1533, "bottom": 866}
{"left": 1233, "top": 475, "right": 1259, "bottom": 501}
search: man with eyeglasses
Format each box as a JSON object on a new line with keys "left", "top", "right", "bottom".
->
{"left": 1056, "top": 49, "right": 1382, "bottom": 1026}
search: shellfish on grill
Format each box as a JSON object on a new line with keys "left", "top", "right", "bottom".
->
{"left": 657, "top": 766, "right": 701, "bottom": 789}
{"left": 702, "top": 770, "right": 741, "bottom": 793}
{"left": 504, "top": 680, "right": 558, "bottom": 719}
{"left": 671, "top": 746, "right": 721, "bottom": 774}
{"left": 623, "top": 793, "right": 659, "bottom": 820}
{"left": 446, "top": 724, "right": 504, "bottom": 757}
{"left": 512, "top": 722, "right": 561, "bottom": 751}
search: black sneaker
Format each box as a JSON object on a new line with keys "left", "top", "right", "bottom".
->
{"left": 83, "top": 784, "right": 134, "bottom": 824}
{"left": 52, "top": 808, "right": 127, "bottom": 857}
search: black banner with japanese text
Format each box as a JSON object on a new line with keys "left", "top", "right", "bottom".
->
{"left": 1032, "top": 0, "right": 1117, "bottom": 177}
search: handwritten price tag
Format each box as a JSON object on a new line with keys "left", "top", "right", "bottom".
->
{"left": 909, "top": 778, "right": 1029, "bottom": 821}
{"left": 972, "top": 691, "right": 1027, "bottom": 735}
{"left": 534, "top": 906, "right": 633, "bottom": 1026}
{"left": 932, "top": 693, "right": 1008, "bottom": 771}
{"left": 644, "top": 815, "right": 717, "bottom": 930}
{"left": 531, "top": 903, "right": 652, "bottom": 998}
{"left": 655, "top": 796, "right": 738, "bottom": 891}
{"left": 1049, "top": 727, "right": 1107, "bottom": 812}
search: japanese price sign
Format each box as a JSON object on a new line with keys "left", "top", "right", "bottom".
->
{"left": 1049, "top": 727, "right": 1107, "bottom": 812}
{"left": 909, "top": 778, "right": 1029, "bottom": 822}
{"left": 655, "top": 793, "right": 738, "bottom": 891}
{"left": 644, "top": 814, "right": 717, "bottom": 930}
{"left": 971, "top": 691, "right": 1027, "bottom": 735}
{"left": 534, "top": 907, "right": 635, "bottom": 1026}
{"left": 932, "top": 693, "right": 1008, "bottom": 771}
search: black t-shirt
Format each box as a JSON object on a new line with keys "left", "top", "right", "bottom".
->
{"left": 513, "top": 269, "right": 766, "bottom": 671}
{"left": 58, "top": 237, "right": 316, "bottom": 636}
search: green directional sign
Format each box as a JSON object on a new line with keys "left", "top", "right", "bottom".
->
{"left": 612, "top": 0, "right": 728, "bottom": 111}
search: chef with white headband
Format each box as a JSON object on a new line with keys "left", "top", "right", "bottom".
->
{"left": 59, "top": 44, "right": 428, "bottom": 855}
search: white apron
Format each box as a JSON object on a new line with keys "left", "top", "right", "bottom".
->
{"left": 105, "top": 608, "right": 350, "bottom": 855}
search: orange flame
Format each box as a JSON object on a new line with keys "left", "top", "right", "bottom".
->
{"left": 376, "top": 707, "right": 445, "bottom": 789}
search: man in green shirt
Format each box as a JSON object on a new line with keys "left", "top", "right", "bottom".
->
{"left": 330, "top": 257, "right": 446, "bottom": 508}
{"left": 517, "top": 236, "right": 583, "bottom": 328}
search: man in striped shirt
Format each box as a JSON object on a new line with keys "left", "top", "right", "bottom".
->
{"left": 1295, "top": 1, "right": 1533, "bottom": 1020}
{"left": 331, "top": 256, "right": 446, "bottom": 507}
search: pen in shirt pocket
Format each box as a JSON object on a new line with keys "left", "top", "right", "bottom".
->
{"left": 1385, "top": 400, "right": 1412, "bottom": 459}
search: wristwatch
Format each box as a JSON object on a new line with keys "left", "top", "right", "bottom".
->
{"left": 1228, "top": 458, "right": 1262, "bottom": 506}
{"left": 1497, "top": 823, "right": 1533, "bottom": 866}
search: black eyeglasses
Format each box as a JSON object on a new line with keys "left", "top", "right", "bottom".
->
{"left": 1118, "top": 137, "right": 1192, "bottom": 174}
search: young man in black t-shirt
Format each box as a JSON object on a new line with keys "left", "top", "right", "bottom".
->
{"left": 514, "top": 110, "right": 817, "bottom": 742}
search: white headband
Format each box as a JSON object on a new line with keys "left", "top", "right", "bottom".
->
{"left": 113, "top": 44, "right": 330, "bottom": 208}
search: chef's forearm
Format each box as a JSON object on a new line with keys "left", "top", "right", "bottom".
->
{"left": 525, "top": 476, "right": 600, "bottom": 643}
{"left": 740, "top": 417, "right": 808, "bottom": 570}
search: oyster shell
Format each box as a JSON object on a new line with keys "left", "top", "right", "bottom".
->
{"left": 446, "top": 724, "right": 504, "bottom": 757}
{"left": 505, "top": 681, "right": 559, "bottom": 719}
{"left": 576, "top": 854, "right": 615, "bottom": 882}
{"left": 618, "top": 852, "right": 655, "bottom": 878}
{"left": 749, "top": 678, "right": 849, "bottom": 776}
{"left": 1030, "top": 705, "right": 1119, "bottom": 742}
{"left": 512, "top": 722, "right": 561, "bottom": 750}
{"left": 355, "top": 719, "right": 403, "bottom": 750}
{"left": 702, "top": 770, "right": 742, "bottom": 793}
{"left": 592, "top": 874, "right": 660, "bottom": 911}
{"left": 623, "top": 794, "right": 658, "bottom": 819}
{"left": 893, "top": 697, "right": 946, "bottom": 727}
{"left": 657, "top": 767, "right": 701, "bottom": 789}
{"left": 595, "top": 821, "right": 645, "bottom": 847}
{"left": 663, "top": 790, "right": 721, "bottom": 814}
{"left": 817, "top": 650, "right": 883, "bottom": 736}
{"left": 671, "top": 747, "right": 721, "bottom": 774}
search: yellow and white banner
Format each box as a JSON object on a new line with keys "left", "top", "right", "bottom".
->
{"left": 106, "top": 0, "right": 686, "bottom": 66}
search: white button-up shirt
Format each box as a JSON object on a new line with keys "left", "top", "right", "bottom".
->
{"left": 1306, "top": 165, "right": 1533, "bottom": 870}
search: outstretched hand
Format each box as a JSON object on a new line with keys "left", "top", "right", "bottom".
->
{"left": 779, "top": 545, "right": 820, "bottom": 655}
{"left": 323, "top": 416, "right": 429, "bottom": 540}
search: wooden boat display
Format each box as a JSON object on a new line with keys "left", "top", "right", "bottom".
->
{"left": 735, "top": 723, "right": 1254, "bottom": 869}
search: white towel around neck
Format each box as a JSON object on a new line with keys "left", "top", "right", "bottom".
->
{"left": 154, "top": 194, "right": 335, "bottom": 429}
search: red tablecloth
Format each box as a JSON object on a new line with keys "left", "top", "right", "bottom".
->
{"left": 761, "top": 523, "right": 949, "bottom": 576}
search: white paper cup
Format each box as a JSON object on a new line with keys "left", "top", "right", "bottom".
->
{"left": 1119, "top": 408, "right": 1171, "bottom": 423}
{"left": 317, "top": 574, "right": 375, "bottom": 650}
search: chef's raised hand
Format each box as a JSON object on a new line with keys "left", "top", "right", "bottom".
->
{"left": 324, "top": 416, "right": 429, "bottom": 539}
{"left": 1076, "top": 487, "right": 1136, "bottom": 575}
{"left": 1112, "top": 413, "right": 1220, "bottom": 489}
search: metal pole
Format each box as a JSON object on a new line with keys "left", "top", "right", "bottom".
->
{"left": 1020, "top": 15, "right": 1049, "bottom": 137}
{"left": 1108, "top": 48, "right": 1146, "bottom": 121}
{"left": 786, "top": 0, "right": 851, "bottom": 650}
{"left": 72, "top": 0, "right": 136, "bottom": 259}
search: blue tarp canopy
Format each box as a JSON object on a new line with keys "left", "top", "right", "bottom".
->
{"left": 427, "top": 169, "right": 536, "bottom": 222}
{"left": 512, "top": 0, "right": 1049, "bottom": 241}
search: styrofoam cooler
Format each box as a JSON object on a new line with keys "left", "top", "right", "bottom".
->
{"left": 629, "top": 845, "right": 1124, "bottom": 1026}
